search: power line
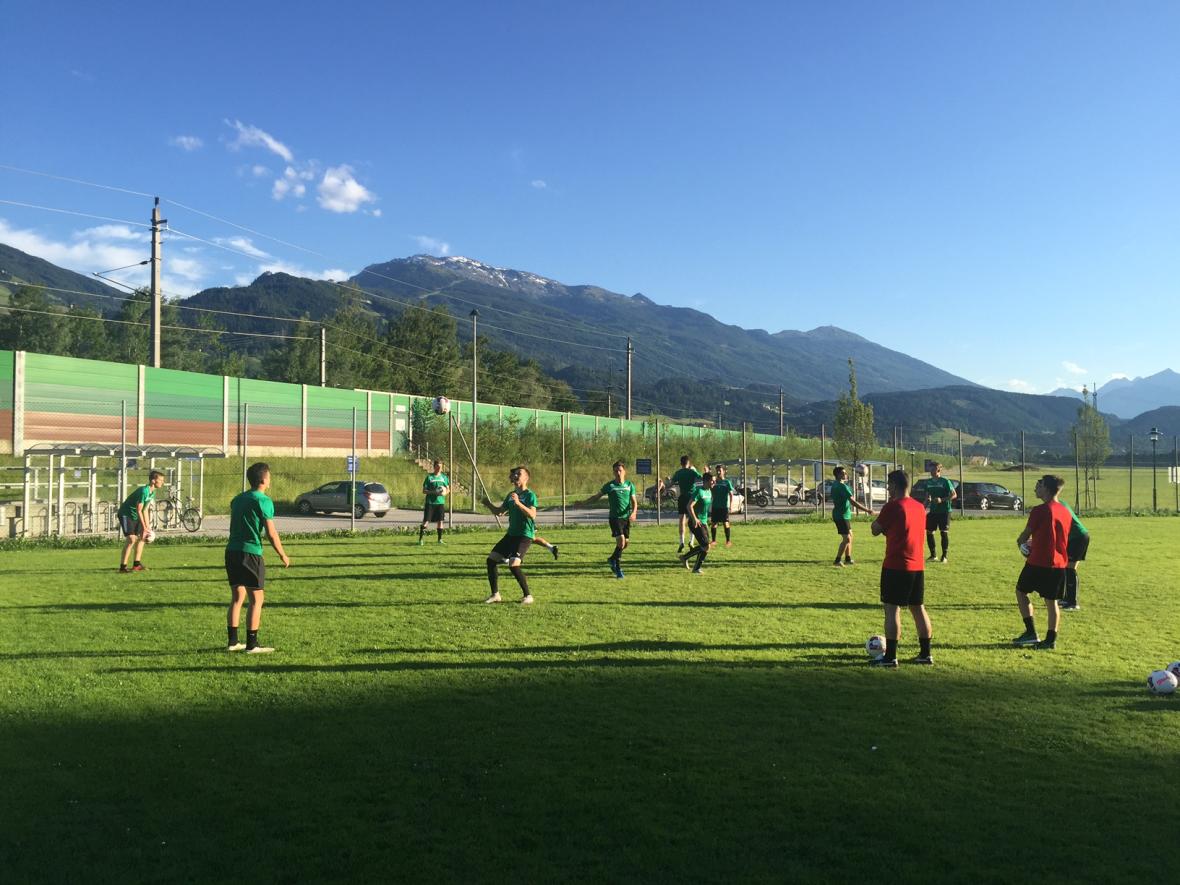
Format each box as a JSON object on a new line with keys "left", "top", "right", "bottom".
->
{"left": 0, "top": 164, "right": 155, "bottom": 198}
{"left": 0, "top": 199, "right": 151, "bottom": 229}
{"left": 0, "top": 304, "right": 316, "bottom": 340}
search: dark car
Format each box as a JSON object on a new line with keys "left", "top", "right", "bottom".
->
{"left": 959, "top": 482, "right": 1022, "bottom": 511}
{"left": 294, "top": 481, "right": 392, "bottom": 518}
{"left": 911, "top": 477, "right": 960, "bottom": 506}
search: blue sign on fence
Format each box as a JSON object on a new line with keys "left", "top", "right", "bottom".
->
{"left": 636, "top": 458, "right": 652, "bottom": 475}
{"left": 346, "top": 456, "right": 359, "bottom": 474}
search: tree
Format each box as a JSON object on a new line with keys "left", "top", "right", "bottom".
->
{"left": 1073, "top": 386, "right": 1110, "bottom": 510}
{"left": 0, "top": 285, "right": 75, "bottom": 355}
{"left": 833, "top": 358, "right": 876, "bottom": 465}
{"left": 378, "top": 304, "right": 460, "bottom": 396}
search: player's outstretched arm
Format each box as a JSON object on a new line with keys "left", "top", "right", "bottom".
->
{"left": 578, "top": 491, "right": 605, "bottom": 508}
{"left": 265, "top": 519, "right": 290, "bottom": 567}
{"left": 483, "top": 495, "right": 505, "bottom": 515}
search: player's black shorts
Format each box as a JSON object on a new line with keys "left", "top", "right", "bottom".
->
{"left": 926, "top": 511, "right": 951, "bottom": 532}
{"left": 677, "top": 494, "right": 693, "bottom": 516}
{"left": 225, "top": 550, "right": 265, "bottom": 590}
{"left": 833, "top": 516, "right": 851, "bottom": 535}
{"left": 690, "top": 522, "right": 710, "bottom": 549}
{"left": 422, "top": 501, "right": 446, "bottom": 523}
{"left": 710, "top": 508, "right": 730, "bottom": 525}
{"left": 119, "top": 515, "right": 142, "bottom": 537}
{"left": 490, "top": 534, "right": 532, "bottom": 563}
{"left": 880, "top": 568, "right": 925, "bottom": 606}
{"left": 1067, "top": 534, "right": 1090, "bottom": 562}
{"left": 1017, "top": 564, "right": 1066, "bottom": 600}
{"left": 608, "top": 516, "right": 631, "bottom": 539}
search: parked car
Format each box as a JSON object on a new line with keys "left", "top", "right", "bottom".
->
{"left": 959, "top": 481, "right": 1022, "bottom": 510}
{"left": 294, "top": 481, "right": 392, "bottom": 518}
{"left": 642, "top": 482, "right": 744, "bottom": 514}
{"left": 810, "top": 478, "right": 885, "bottom": 506}
{"left": 911, "top": 478, "right": 961, "bottom": 506}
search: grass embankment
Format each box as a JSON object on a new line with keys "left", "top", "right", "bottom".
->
{"left": 1, "top": 517, "right": 1176, "bottom": 882}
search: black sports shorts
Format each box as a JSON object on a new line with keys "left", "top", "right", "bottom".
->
{"left": 490, "top": 534, "right": 532, "bottom": 564}
{"left": 926, "top": 511, "right": 951, "bottom": 532}
{"left": 1017, "top": 564, "right": 1066, "bottom": 600}
{"left": 225, "top": 550, "right": 265, "bottom": 590}
{"left": 1067, "top": 534, "right": 1090, "bottom": 563}
{"left": 710, "top": 508, "right": 730, "bottom": 525}
{"left": 833, "top": 516, "right": 851, "bottom": 535}
{"left": 422, "top": 501, "right": 446, "bottom": 523}
{"left": 880, "top": 568, "right": 925, "bottom": 606}
{"left": 609, "top": 516, "right": 631, "bottom": 539}
{"left": 119, "top": 515, "right": 143, "bottom": 538}
{"left": 677, "top": 494, "right": 693, "bottom": 516}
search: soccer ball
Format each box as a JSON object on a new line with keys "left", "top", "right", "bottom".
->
{"left": 143, "top": 529, "right": 155, "bottom": 544}
{"left": 865, "top": 635, "right": 887, "bottom": 659}
{"left": 1147, "top": 670, "right": 1178, "bottom": 695}
{"left": 1167, "top": 661, "right": 1180, "bottom": 682}
{"left": 432, "top": 396, "right": 451, "bottom": 415}
{"left": 855, "top": 463, "right": 869, "bottom": 477}
{"left": 1019, "top": 542, "right": 1031, "bottom": 557}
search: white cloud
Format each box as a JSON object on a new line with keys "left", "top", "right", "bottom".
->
{"left": 225, "top": 119, "right": 294, "bottom": 162}
{"left": 412, "top": 235, "right": 450, "bottom": 256}
{"left": 530, "top": 179, "right": 548, "bottom": 189}
{"left": 213, "top": 236, "right": 270, "bottom": 259}
{"left": 1005, "top": 379, "right": 1034, "bottom": 392}
{"left": 272, "top": 165, "right": 314, "bottom": 201}
{"left": 169, "top": 135, "right": 204, "bottom": 151}
{"left": 75, "top": 224, "right": 149, "bottom": 243}
{"left": 317, "top": 165, "right": 377, "bottom": 213}
{"left": 1062, "top": 361, "right": 1087, "bottom": 375}
{"left": 1107, "top": 372, "right": 1130, "bottom": 380}
{"left": 367, "top": 208, "right": 382, "bottom": 218}
{"left": 251, "top": 164, "right": 271, "bottom": 177}
{"left": 250, "top": 260, "right": 351, "bottom": 282}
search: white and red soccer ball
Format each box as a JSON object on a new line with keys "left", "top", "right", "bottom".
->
{"left": 432, "top": 396, "right": 451, "bottom": 415}
{"left": 1147, "top": 670, "right": 1178, "bottom": 695}
{"left": 865, "top": 635, "right": 887, "bottom": 660}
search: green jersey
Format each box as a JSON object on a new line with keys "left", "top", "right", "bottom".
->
{"left": 1063, "top": 502, "right": 1089, "bottom": 539}
{"left": 672, "top": 467, "right": 702, "bottom": 497}
{"left": 423, "top": 472, "right": 449, "bottom": 505}
{"left": 117, "top": 485, "right": 155, "bottom": 520}
{"left": 712, "top": 479, "right": 734, "bottom": 510}
{"left": 600, "top": 480, "right": 636, "bottom": 519}
{"left": 690, "top": 487, "right": 713, "bottom": 525}
{"left": 830, "top": 480, "right": 853, "bottom": 520}
{"left": 226, "top": 489, "right": 275, "bottom": 556}
{"left": 926, "top": 477, "right": 955, "bottom": 513}
{"left": 503, "top": 488, "right": 538, "bottom": 538}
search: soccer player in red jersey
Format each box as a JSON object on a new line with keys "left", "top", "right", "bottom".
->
{"left": 869, "top": 469, "right": 933, "bottom": 667}
{"left": 1012, "top": 475, "right": 1072, "bottom": 650}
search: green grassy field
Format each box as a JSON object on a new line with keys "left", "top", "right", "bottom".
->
{"left": 2, "top": 518, "right": 1178, "bottom": 883}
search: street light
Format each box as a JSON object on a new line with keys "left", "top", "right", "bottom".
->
{"left": 1149, "top": 427, "right": 1161, "bottom": 511}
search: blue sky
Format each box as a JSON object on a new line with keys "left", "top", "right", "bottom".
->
{"left": 1, "top": 1, "right": 1178, "bottom": 395}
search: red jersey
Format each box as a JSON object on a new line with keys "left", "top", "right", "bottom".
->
{"left": 1026, "top": 500, "right": 1071, "bottom": 568}
{"left": 875, "top": 496, "right": 926, "bottom": 571}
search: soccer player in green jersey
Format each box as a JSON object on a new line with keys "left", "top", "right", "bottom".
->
{"left": 830, "top": 465, "right": 873, "bottom": 567}
{"left": 578, "top": 460, "right": 638, "bottom": 578}
{"left": 117, "top": 470, "right": 165, "bottom": 572}
{"left": 224, "top": 462, "right": 290, "bottom": 653}
{"left": 710, "top": 464, "right": 736, "bottom": 547}
{"left": 482, "top": 466, "right": 539, "bottom": 604}
{"left": 1061, "top": 501, "right": 1090, "bottom": 611}
{"left": 924, "top": 462, "right": 957, "bottom": 563}
{"left": 418, "top": 459, "right": 449, "bottom": 545}
{"left": 664, "top": 455, "right": 702, "bottom": 553}
{"left": 678, "top": 472, "right": 715, "bottom": 574}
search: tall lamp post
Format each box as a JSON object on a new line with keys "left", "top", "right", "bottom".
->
{"left": 1149, "top": 427, "right": 1161, "bottom": 512}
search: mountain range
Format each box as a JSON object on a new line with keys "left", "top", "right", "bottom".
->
{"left": 3, "top": 241, "right": 1179, "bottom": 451}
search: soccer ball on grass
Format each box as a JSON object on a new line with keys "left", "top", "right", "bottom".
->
{"left": 1147, "top": 670, "right": 1178, "bottom": 695}
{"left": 865, "top": 635, "right": 887, "bottom": 660}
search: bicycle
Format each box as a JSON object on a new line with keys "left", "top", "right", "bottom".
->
{"left": 151, "top": 491, "right": 203, "bottom": 533}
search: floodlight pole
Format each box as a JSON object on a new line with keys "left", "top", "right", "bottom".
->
{"left": 1150, "top": 427, "right": 1160, "bottom": 512}
{"left": 320, "top": 327, "right": 327, "bottom": 386}
{"left": 626, "top": 337, "right": 633, "bottom": 420}
{"left": 778, "top": 387, "right": 784, "bottom": 437}
{"left": 149, "top": 198, "right": 166, "bottom": 369}
{"left": 470, "top": 309, "right": 479, "bottom": 513}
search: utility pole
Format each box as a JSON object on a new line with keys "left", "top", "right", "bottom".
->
{"left": 778, "top": 387, "right": 784, "bottom": 436}
{"left": 149, "top": 197, "right": 166, "bottom": 368}
{"left": 470, "top": 309, "right": 479, "bottom": 512}
{"left": 626, "top": 337, "right": 633, "bottom": 420}
{"left": 319, "top": 327, "right": 327, "bottom": 386}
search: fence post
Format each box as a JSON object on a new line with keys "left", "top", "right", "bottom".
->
{"left": 1020, "top": 431, "right": 1026, "bottom": 514}
{"left": 12, "top": 350, "right": 24, "bottom": 456}
{"left": 742, "top": 423, "right": 749, "bottom": 523}
{"left": 222, "top": 375, "right": 230, "bottom": 452}
{"left": 655, "top": 417, "right": 661, "bottom": 527}
{"left": 1128, "top": 434, "right": 1134, "bottom": 515}
{"left": 241, "top": 403, "right": 249, "bottom": 492}
{"left": 957, "top": 429, "right": 964, "bottom": 515}
{"left": 22, "top": 454, "right": 31, "bottom": 538}
{"left": 561, "top": 413, "right": 567, "bottom": 527}
{"left": 447, "top": 412, "right": 454, "bottom": 530}
{"left": 120, "top": 399, "right": 128, "bottom": 505}
{"left": 1073, "top": 430, "right": 1081, "bottom": 513}
{"left": 819, "top": 424, "right": 826, "bottom": 513}
{"left": 366, "top": 391, "right": 373, "bottom": 454}
{"left": 300, "top": 384, "right": 308, "bottom": 458}
{"left": 136, "top": 364, "right": 146, "bottom": 446}
{"left": 351, "top": 407, "right": 357, "bottom": 532}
